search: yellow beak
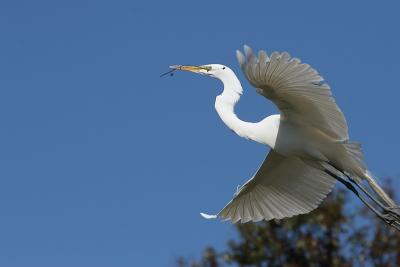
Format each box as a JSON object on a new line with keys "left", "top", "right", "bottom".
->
{"left": 169, "top": 65, "right": 208, "bottom": 73}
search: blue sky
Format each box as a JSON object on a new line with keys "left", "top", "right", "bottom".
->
{"left": 1, "top": 1, "right": 400, "bottom": 266}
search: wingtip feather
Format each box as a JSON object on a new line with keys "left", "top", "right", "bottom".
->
{"left": 243, "top": 45, "right": 254, "bottom": 59}
{"left": 200, "top": 212, "right": 217, "bottom": 219}
{"left": 236, "top": 50, "right": 245, "bottom": 66}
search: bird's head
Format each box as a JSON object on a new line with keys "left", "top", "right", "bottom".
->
{"left": 170, "top": 64, "right": 232, "bottom": 80}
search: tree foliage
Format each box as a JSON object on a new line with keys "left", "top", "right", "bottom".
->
{"left": 177, "top": 186, "right": 400, "bottom": 267}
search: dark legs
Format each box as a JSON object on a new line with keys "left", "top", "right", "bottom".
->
{"left": 324, "top": 169, "right": 400, "bottom": 231}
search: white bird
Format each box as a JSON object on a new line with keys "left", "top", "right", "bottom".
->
{"left": 171, "top": 45, "right": 399, "bottom": 228}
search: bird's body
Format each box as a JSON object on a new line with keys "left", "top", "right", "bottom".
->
{"left": 214, "top": 65, "right": 365, "bottom": 182}
{"left": 172, "top": 46, "right": 397, "bottom": 224}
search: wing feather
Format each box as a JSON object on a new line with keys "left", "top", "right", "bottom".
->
{"left": 237, "top": 46, "right": 348, "bottom": 140}
{"left": 211, "top": 150, "right": 335, "bottom": 223}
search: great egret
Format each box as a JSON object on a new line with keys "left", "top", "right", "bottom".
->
{"left": 170, "top": 45, "right": 400, "bottom": 230}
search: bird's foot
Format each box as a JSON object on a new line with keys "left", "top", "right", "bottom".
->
{"left": 380, "top": 208, "right": 400, "bottom": 231}
{"left": 383, "top": 205, "right": 400, "bottom": 221}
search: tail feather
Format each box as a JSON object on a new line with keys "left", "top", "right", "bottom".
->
{"left": 343, "top": 141, "right": 366, "bottom": 170}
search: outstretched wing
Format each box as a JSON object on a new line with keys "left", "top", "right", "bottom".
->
{"left": 236, "top": 45, "right": 348, "bottom": 141}
{"left": 206, "top": 150, "right": 335, "bottom": 223}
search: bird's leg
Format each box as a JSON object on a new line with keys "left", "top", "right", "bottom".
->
{"left": 324, "top": 169, "right": 400, "bottom": 231}
{"left": 326, "top": 166, "right": 400, "bottom": 230}
{"left": 324, "top": 170, "right": 382, "bottom": 217}
{"left": 336, "top": 171, "right": 400, "bottom": 223}
{"left": 326, "top": 163, "right": 399, "bottom": 214}
{"left": 347, "top": 175, "right": 386, "bottom": 209}
{"left": 347, "top": 175, "right": 400, "bottom": 229}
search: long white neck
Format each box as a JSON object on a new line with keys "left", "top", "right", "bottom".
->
{"left": 214, "top": 71, "right": 257, "bottom": 141}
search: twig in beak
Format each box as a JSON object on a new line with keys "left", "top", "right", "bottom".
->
{"left": 160, "top": 65, "right": 184, "bottom": 78}
{"left": 160, "top": 69, "right": 176, "bottom": 78}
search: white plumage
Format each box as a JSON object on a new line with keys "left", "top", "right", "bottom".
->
{"left": 237, "top": 47, "right": 348, "bottom": 141}
{"left": 215, "top": 150, "right": 335, "bottom": 223}
{"left": 172, "top": 45, "right": 397, "bottom": 224}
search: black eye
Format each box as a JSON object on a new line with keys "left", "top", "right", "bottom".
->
{"left": 222, "top": 67, "right": 226, "bottom": 70}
